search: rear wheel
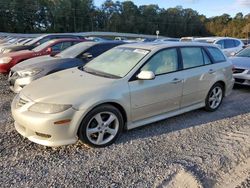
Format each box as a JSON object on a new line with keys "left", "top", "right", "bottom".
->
{"left": 205, "top": 83, "right": 224, "bottom": 112}
{"left": 78, "top": 105, "right": 124, "bottom": 147}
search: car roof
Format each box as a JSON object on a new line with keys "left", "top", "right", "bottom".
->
{"left": 47, "top": 38, "right": 85, "bottom": 43}
{"left": 195, "top": 37, "right": 241, "bottom": 41}
{"left": 70, "top": 40, "right": 125, "bottom": 47}
{"left": 38, "top": 34, "right": 83, "bottom": 37}
{"left": 118, "top": 41, "right": 216, "bottom": 51}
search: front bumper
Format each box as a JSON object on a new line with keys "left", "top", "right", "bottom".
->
{"left": 233, "top": 70, "right": 250, "bottom": 86}
{"left": 11, "top": 95, "right": 85, "bottom": 147}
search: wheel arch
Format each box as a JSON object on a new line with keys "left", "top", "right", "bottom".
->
{"left": 77, "top": 101, "right": 128, "bottom": 134}
{"left": 214, "top": 80, "right": 226, "bottom": 96}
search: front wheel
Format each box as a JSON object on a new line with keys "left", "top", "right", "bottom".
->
{"left": 78, "top": 105, "right": 124, "bottom": 147}
{"left": 205, "top": 83, "right": 224, "bottom": 112}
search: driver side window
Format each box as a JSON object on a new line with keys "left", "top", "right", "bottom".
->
{"left": 141, "top": 48, "right": 178, "bottom": 75}
{"left": 51, "top": 43, "right": 62, "bottom": 52}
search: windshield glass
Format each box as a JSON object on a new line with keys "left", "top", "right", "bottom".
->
{"left": 84, "top": 47, "right": 150, "bottom": 78}
{"left": 25, "top": 35, "right": 45, "bottom": 46}
{"left": 56, "top": 42, "right": 93, "bottom": 58}
{"left": 236, "top": 47, "right": 250, "bottom": 57}
{"left": 32, "top": 40, "right": 55, "bottom": 52}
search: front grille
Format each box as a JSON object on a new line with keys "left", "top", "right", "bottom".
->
{"left": 9, "top": 79, "right": 15, "bottom": 86}
{"left": 233, "top": 68, "right": 245, "bottom": 74}
{"left": 16, "top": 97, "right": 29, "bottom": 108}
{"left": 235, "top": 78, "right": 245, "bottom": 83}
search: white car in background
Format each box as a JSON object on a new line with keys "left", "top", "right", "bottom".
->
{"left": 194, "top": 37, "right": 244, "bottom": 56}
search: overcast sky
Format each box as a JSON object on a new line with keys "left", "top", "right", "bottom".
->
{"left": 94, "top": 0, "right": 250, "bottom": 17}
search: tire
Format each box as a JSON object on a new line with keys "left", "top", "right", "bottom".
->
{"left": 78, "top": 104, "right": 124, "bottom": 148}
{"left": 205, "top": 83, "right": 224, "bottom": 112}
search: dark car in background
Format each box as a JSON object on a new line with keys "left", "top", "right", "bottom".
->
{"left": 8, "top": 41, "right": 125, "bottom": 93}
{"left": 0, "top": 38, "right": 84, "bottom": 73}
{"left": 1, "top": 34, "right": 85, "bottom": 54}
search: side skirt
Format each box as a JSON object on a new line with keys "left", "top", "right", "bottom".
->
{"left": 126, "top": 102, "right": 205, "bottom": 130}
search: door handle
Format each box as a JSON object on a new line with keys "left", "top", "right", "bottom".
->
{"left": 171, "top": 78, "right": 182, "bottom": 84}
{"left": 208, "top": 69, "right": 216, "bottom": 74}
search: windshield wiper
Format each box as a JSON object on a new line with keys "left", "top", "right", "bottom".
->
{"left": 82, "top": 67, "right": 121, "bottom": 79}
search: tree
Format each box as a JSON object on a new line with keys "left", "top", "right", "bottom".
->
{"left": 0, "top": 0, "right": 249, "bottom": 39}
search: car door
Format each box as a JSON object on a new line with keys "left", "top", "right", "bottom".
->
{"left": 179, "top": 47, "right": 214, "bottom": 108}
{"left": 129, "top": 48, "right": 183, "bottom": 122}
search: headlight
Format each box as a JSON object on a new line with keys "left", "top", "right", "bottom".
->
{"left": 3, "top": 49, "right": 11, "bottom": 54}
{"left": 28, "top": 103, "right": 72, "bottom": 114}
{"left": 0, "top": 57, "right": 12, "bottom": 64}
{"left": 17, "top": 68, "right": 43, "bottom": 77}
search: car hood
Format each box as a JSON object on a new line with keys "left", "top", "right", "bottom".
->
{"left": 230, "top": 56, "right": 250, "bottom": 69}
{"left": 11, "top": 55, "right": 55, "bottom": 71}
{"left": 21, "top": 68, "right": 118, "bottom": 106}
{"left": 12, "top": 57, "right": 82, "bottom": 72}
{"left": 1, "top": 50, "right": 34, "bottom": 58}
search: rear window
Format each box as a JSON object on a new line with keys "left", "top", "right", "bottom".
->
{"left": 234, "top": 40, "right": 241, "bottom": 47}
{"left": 224, "top": 39, "right": 235, "bottom": 48}
{"left": 207, "top": 47, "right": 226, "bottom": 63}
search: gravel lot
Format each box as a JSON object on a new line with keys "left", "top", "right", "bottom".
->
{"left": 0, "top": 74, "right": 249, "bottom": 188}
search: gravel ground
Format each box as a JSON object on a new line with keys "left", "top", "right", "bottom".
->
{"left": 0, "top": 74, "right": 249, "bottom": 188}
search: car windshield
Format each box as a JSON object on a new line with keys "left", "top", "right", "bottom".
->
{"left": 236, "top": 47, "right": 250, "bottom": 57}
{"left": 25, "top": 35, "right": 44, "bottom": 46}
{"left": 84, "top": 47, "right": 150, "bottom": 78}
{"left": 56, "top": 42, "right": 93, "bottom": 58}
{"left": 32, "top": 40, "right": 55, "bottom": 52}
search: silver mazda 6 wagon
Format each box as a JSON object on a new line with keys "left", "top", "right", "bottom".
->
{"left": 11, "top": 42, "right": 234, "bottom": 147}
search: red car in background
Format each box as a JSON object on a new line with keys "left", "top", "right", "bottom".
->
{"left": 0, "top": 38, "right": 85, "bottom": 73}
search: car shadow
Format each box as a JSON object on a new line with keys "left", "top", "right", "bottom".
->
{"left": 116, "top": 87, "right": 250, "bottom": 145}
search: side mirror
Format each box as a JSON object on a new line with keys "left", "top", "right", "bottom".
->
{"left": 82, "top": 52, "right": 93, "bottom": 59}
{"left": 137, "top": 70, "right": 155, "bottom": 80}
{"left": 46, "top": 47, "right": 52, "bottom": 54}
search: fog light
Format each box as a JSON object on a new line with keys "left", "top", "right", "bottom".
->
{"left": 35, "top": 132, "right": 51, "bottom": 138}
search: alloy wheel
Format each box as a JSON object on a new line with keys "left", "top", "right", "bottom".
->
{"left": 208, "top": 86, "right": 223, "bottom": 109}
{"left": 86, "top": 112, "right": 119, "bottom": 145}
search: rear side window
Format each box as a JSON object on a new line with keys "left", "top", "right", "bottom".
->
{"left": 180, "top": 47, "right": 204, "bottom": 69}
{"left": 202, "top": 50, "right": 212, "bottom": 65}
{"left": 207, "top": 47, "right": 226, "bottom": 63}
